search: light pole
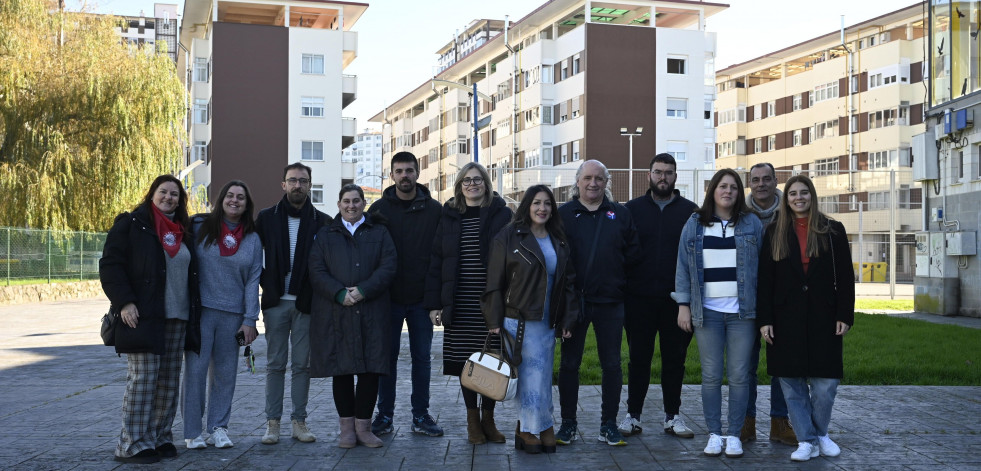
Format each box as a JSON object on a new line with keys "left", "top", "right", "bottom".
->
{"left": 620, "top": 126, "right": 643, "bottom": 200}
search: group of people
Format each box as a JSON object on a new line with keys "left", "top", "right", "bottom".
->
{"left": 99, "top": 151, "right": 854, "bottom": 464}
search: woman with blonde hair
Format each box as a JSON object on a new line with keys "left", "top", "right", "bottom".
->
{"left": 756, "top": 174, "right": 854, "bottom": 462}
{"left": 424, "top": 162, "right": 512, "bottom": 444}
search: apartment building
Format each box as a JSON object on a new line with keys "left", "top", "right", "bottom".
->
{"left": 104, "top": 3, "right": 179, "bottom": 64}
{"left": 371, "top": 0, "right": 726, "bottom": 203}
{"left": 342, "top": 130, "right": 385, "bottom": 190}
{"left": 915, "top": 0, "right": 981, "bottom": 317}
{"left": 714, "top": 3, "right": 926, "bottom": 282}
{"left": 178, "top": 0, "right": 365, "bottom": 209}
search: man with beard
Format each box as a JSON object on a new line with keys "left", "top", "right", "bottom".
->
{"left": 255, "top": 162, "right": 330, "bottom": 445}
{"left": 618, "top": 153, "right": 698, "bottom": 440}
{"left": 366, "top": 152, "right": 444, "bottom": 437}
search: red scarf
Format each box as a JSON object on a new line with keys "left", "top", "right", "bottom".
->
{"left": 219, "top": 220, "right": 244, "bottom": 256}
{"left": 151, "top": 204, "right": 184, "bottom": 258}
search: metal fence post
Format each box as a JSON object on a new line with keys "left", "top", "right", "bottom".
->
{"left": 79, "top": 232, "right": 84, "bottom": 281}
{"left": 5, "top": 228, "right": 9, "bottom": 286}
{"left": 889, "top": 169, "right": 897, "bottom": 299}
{"left": 47, "top": 230, "right": 52, "bottom": 283}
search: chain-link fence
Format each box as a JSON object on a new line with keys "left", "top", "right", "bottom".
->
{"left": 1, "top": 227, "right": 106, "bottom": 285}
{"left": 479, "top": 166, "right": 919, "bottom": 285}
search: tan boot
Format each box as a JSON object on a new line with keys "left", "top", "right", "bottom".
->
{"left": 540, "top": 426, "right": 557, "bottom": 453}
{"left": 481, "top": 408, "right": 506, "bottom": 443}
{"left": 740, "top": 415, "right": 756, "bottom": 442}
{"left": 338, "top": 417, "right": 356, "bottom": 449}
{"left": 769, "top": 417, "right": 799, "bottom": 446}
{"left": 467, "top": 408, "right": 486, "bottom": 444}
{"left": 515, "top": 422, "right": 542, "bottom": 454}
{"left": 355, "top": 418, "right": 383, "bottom": 448}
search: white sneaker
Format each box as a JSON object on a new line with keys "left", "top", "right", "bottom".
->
{"left": 206, "top": 427, "right": 234, "bottom": 448}
{"left": 703, "top": 433, "right": 723, "bottom": 456}
{"left": 791, "top": 442, "right": 820, "bottom": 461}
{"left": 724, "top": 435, "right": 743, "bottom": 457}
{"left": 664, "top": 415, "right": 695, "bottom": 438}
{"left": 184, "top": 435, "right": 206, "bottom": 449}
{"left": 617, "top": 414, "right": 642, "bottom": 436}
{"left": 818, "top": 435, "right": 841, "bottom": 457}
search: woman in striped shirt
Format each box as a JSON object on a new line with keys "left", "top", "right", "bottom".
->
{"left": 672, "top": 168, "right": 764, "bottom": 459}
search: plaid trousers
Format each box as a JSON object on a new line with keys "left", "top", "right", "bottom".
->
{"left": 116, "top": 319, "right": 186, "bottom": 457}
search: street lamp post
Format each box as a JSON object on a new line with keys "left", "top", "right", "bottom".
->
{"left": 620, "top": 126, "right": 643, "bottom": 200}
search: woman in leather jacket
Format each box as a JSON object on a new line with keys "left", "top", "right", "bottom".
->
{"left": 483, "top": 185, "right": 579, "bottom": 454}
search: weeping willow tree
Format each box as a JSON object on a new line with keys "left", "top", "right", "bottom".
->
{"left": 0, "top": 0, "right": 186, "bottom": 231}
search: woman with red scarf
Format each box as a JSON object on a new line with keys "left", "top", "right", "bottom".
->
{"left": 100, "top": 175, "right": 202, "bottom": 464}
{"left": 182, "top": 180, "right": 262, "bottom": 450}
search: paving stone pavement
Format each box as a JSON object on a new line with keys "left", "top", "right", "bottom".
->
{"left": 1, "top": 298, "right": 980, "bottom": 470}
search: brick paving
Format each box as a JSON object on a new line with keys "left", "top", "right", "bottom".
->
{"left": 1, "top": 297, "right": 979, "bottom": 470}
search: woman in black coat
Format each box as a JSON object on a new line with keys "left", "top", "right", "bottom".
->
{"left": 99, "top": 174, "right": 201, "bottom": 464}
{"left": 424, "top": 162, "right": 512, "bottom": 444}
{"left": 756, "top": 175, "right": 854, "bottom": 463}
{"left": 309, "top": 184, "right": 396, "bottom": 449}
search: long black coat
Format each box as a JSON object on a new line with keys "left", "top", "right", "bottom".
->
{"left": 423, "top": 194, "right": 512, "bottom": 327}
{"left": 756, "top": 217, "right": 855, "bottom": 379}
{"left": 99, "top": 203, "right": 202, "bottom": 355}
{"left": 308, "top": 214, "right": 397, "bottom": 378}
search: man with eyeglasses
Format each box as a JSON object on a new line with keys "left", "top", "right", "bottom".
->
{"left": 366, "top": 152, "right": 444, "bottom": 437}
{"left": 556, "top": 159, "right": 641, "bottom": 447}
{"left": 254, "top": 162, "right": 331, "bottom": 445}
{"left": 618, "top": 153, "right": 698, "bottom": 441}
{"left": 742, "top": 161, "right": 797, "bottom": 446}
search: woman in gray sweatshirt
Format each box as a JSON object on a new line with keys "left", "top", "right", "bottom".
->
{"left": 183, "top": 180, "right": 262, "bottom": 450}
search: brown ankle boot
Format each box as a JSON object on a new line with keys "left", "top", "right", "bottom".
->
{"left": 740, "top": 415, "right": 756, "bottom": 442}
{"left": 769, "top": 417, "right": 798, "bottom": 446}
{"left": 354, "top": 418, "right": 383, "bottom": 448}
{"left": 338, "top": 417, "right": 356, "bottom": 449}
{"left": 514, "top": 422, "right": 542, "bottom": 454}
{"left": 467, "top": 408, "right": 486, "bottom": 444}
{"left": 540, "top": 426, "right": 557, "bottom": 453}
{"left": 481, "top": 409, "right": 506, "bottom": 443}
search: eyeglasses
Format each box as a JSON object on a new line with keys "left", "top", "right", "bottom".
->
{"left": 244, "top": 345, "right": 255, "bottom": 375}
{"left": 462, "top": 177, "right": 484, "bottom": 187}
{"left": 285, "top": 178, "right": 311, "bottom": 186}
{"left": 651, "top": 170, "right": 675, "bottom": 177}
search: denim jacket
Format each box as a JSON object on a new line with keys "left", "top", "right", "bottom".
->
{"left": 670, "top": 212, "right": 764, "bottom": 327}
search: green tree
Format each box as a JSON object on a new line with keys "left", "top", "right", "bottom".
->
{"left": 0, "top": 0, "right": 186, "bottom": 231}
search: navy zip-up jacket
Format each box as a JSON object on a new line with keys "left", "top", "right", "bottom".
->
{"left": 624, "top": 189, "right": 697, "bottom": 299}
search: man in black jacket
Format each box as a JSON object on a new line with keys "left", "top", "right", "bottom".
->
{"left": 618, "top": 153, "right": 698, "bottom": 440}
{"left": 556, "top": 159, "right": 642, "bottom": 447}
{"left": 255, "top": 162, "right": 330, "bottom": 445}
{"left": 366, "top": 152, "right": 444, "bottom": 437}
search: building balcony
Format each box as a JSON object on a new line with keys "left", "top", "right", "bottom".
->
{"left": 343, "top": 31, "right": 358, "bottom": 68}
{"left": 342, "top": 74, "right": 357, "bottom": 109}
{"left": 342, "top": 117, "right": 357, "bottom": 149}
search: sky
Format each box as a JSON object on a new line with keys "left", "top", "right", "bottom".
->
{"left": 74, "top": 0, "right": 907, "bottom": 129}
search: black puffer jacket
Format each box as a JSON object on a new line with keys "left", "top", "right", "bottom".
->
{"left": 99, "top": 203, "right": 202, "bottom": 355}
{"left": 367, "top": 184, "right": 441, "bottom": 305}
{"left": 423, "top": 194, "right": 512, "bottom": 327}
{"left": 482, "top": 224, "right": 579, "bottom": 336}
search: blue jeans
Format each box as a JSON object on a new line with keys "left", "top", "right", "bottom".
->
{"left": 183, "top": 308, "right": 243, "bottom": 438}
{"left": 376, "top": 302, "right": 433, "bottom": 418}
{"left": 559, "top": 302, "right": 624, "bottom": 425}
{"left": 694, "top": 308, "right": 755, "bottom": 436}
{"left": 262, "top": 300, "right": 311, "bottom": 421}
{"left": 779, "top": 377, "right": 839, "bottom": 444}
{"left": 748, "top": 330, "right": 788, "bottom": 418}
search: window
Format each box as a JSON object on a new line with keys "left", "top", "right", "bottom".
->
{"left": 767, "top": 135, "right": 776, "bottom": 151}
{"left": 813, "top": 157, "right": 839, "bottom": 175}
{"left": 301, "top": 141, "right": 324, "bottom": 161}
{"left": 813, "top": 119, "right": 839, "bottom": 140}
{"left": 542, "top": 105, "right": 553, "bottom": 125}
{"left": 793, "top": 129, "right": 802, "bottom": 147}
{"left": 868, "top": 191, "right": 890, "bottom": 210}
{"left": 541, "top": 65, "right": 553, "bottom": 84}
{"left": 191, "top": 140, "right": 207, "bottom": 162}
{"left": 667, "top": 98, "right": 687, "bottom": 118}
{"left": 704, "top": 100, "right": 713, "bottom": 123}
{"left": 311, "top": 185, "right": 324, "bottom": 204}
{"left": 767, "top": 101, "right": 775, "bottom": 117}
{"left": 302, "top": 54, "right": 324, "bottom": 74}
{"left": 849, "top": 194, "right": 858, "bottom": 211}
{"left": 193, "top": 98, "right": 208, "bottom": 124}
{"left": 851, "top": 75, "right": 859, "bottom": 94}
{"left": 561, "top": 63, "right": 568, "bottom": 80}
{"left": 193, "top": 57, "right": 209, "bottom": 82}
{"left": 573, "top": 54, "right": 581, "bottom": 75}
{"left": 869, "top": 150, "right": 891, "bottom": 169}
{"left": 819, "top": 196, "right": 839, "bottom": 214}
{"left": 667, "top": 141, "right": 687, "bottom": 161}
{"left": 793, "top": 94, "right": 801, "bottom": 111}
{"left": 560, "top": 144, "right": 568, "bottom": 163}
{"left": 572, "top": 141, "right": 581, "bottom": 161}
{"left": 813, "top": 81, "right": 839, "bottom": 103}
{"left": 754, "top": 138, "right": 762, "bottom": 153}
{"left": 870, "top": 73, "right": 882, "bottom": 88}
{"left": 667, "top": 57, "right": 686, "bottom": 74}
{"left": 301, "top": 97, "right": 324, "bottom": 117}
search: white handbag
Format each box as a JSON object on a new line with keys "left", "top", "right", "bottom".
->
{"left": 460, "top": 329, "right": 522, "bottom": 401}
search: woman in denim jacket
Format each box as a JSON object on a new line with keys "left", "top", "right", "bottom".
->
{"left": 671, "top": 168, "right": 763, "bottom": 459}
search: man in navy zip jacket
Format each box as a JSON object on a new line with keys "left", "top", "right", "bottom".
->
{"left": 556, "top": 159, "right": 642, "bottom": 447}
{"left": 618, "top": 153, "right": 698, "bottom": 440}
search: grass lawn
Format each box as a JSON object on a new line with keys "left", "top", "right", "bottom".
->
{"left": 556, "top": 311, "right": 981, "bottom": 386}
{"left": 854, "top": 299, "right": 914, "bottom": 311}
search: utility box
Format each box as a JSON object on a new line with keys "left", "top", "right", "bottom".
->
{"left": 912, "top": 131, "right": 939, "bottom": 181}
{"left": 915, "top": 232, "right": 930, "bottom": 277}
{"left": 945, "top": 231, "right": 978, "bottom": 256}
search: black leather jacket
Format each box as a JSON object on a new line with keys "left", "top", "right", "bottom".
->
{"left": 482, "top": 224, "right": 579, "bottom": 336}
